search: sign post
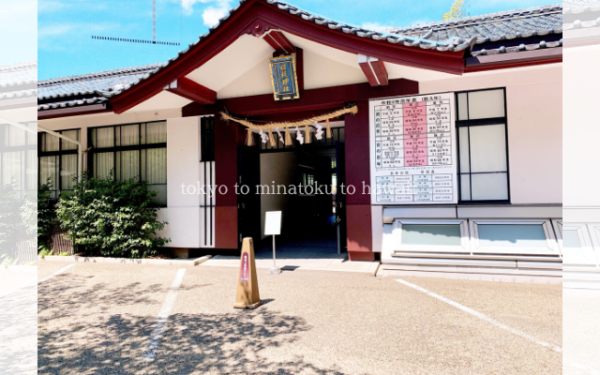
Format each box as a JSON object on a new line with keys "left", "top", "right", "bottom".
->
{"left": 265, "top": 211, "right": 282, "bottom": 275}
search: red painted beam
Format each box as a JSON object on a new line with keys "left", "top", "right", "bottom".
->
{"left": 370, "top": 58, "right": 389, "bottom": 86}
{"left": 166, "top": 77, "right": 216, "bottom": 105}
{"left": 358, "top": 55, "right": 378, "bottom": 86}
{"left": 182, "top": 78, "right": 419, "bottom": 117}
{"left": 263, "top": 30, "right": 295, "bottom": 55}
{"left": 358, "top": 55, "right": 388, "bottom": 86}
{"left": 109, "top": 0, "right": 463, "bottom": 114}
{"left": 464, "top": 57, "right": 562, "bottom": 73}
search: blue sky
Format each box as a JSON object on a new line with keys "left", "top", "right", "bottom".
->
{"left": 38, "top": 0, "right": 557, "bottom": 80}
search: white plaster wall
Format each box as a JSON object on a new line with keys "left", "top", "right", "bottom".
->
{"left": 260, "top": 152, "right": 298, "bottom": 239}
{"left": 420, "top": 64, "right": 562, "bottom": 205}
{"left": 164, "top": 116, "right": 216, "bottom": 248}
{"left": 217, "top": 49, "right": 367, "bottom": 99}
{"left": 564, "top": 44, "right": 600, "bottom": 209}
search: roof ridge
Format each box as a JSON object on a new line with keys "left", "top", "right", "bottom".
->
{"left": 391, "top": 3, "right": 562, "bottom": 32}
{"left": 0, "top": 61, "right": 37, "bottom": 72}
{"left": 39, "top": 63, "right": 166, "bottom": 86}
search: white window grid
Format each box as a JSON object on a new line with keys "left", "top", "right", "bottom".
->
{"left": 392, "top": 219, "right": 470, "bottom": 253}
{"left": 469, "top": 219, "right": 559, "bottom": 256}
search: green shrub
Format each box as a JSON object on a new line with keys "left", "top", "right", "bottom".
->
{"left": 56, "top": 172, "right": 170, "bottom": 258}
{"left": 37, "top": 181, "right": 59, "bottom": 250}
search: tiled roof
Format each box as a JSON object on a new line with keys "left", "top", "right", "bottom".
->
{"left": 38, "top": 0, "right": 565, "bottom": 112}
{"left": 0, "top": 62, "right": 37, "bottom": 101}
{"left": 38, "top": 63, "right": 164, "bottom": 100}
{"left": 391, "top": 4, "right": 563, "bottom": 57}
{"left": 38, "top": 0, "right": 475, "bottom": 112}
{"left": 563, "top": 0, "right": 600, "bottom": 30}
{"left": 38, "top": 63, "right": 164, "bottom": 111}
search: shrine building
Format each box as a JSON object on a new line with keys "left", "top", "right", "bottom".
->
{"left": 37, "top": 0, "right": 565, "bottom": 280}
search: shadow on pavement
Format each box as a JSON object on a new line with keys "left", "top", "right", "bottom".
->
{"left": 38, "top": 275, "right": 348, "bottom": 375}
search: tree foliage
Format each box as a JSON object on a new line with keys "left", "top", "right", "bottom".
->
{"left": 37, "top": 180, "right": 59, "bottom": 249}
{"left": 443, "top": 0, "right": 466, "bottom": 21}
{"left": 56, "top": 172, "right": 170, "bottom": 258}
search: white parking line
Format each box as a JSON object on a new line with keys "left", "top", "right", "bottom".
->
{"left": 0, "top": 277, "right": 37, "bottom": 299}
{"left": 395, "top": 278, "right": 562, "bottom": 352}
{"left": 141, "top": 268, "right": 186, "bottom": 362}
{"left": 38, "top": 264, "right": 75, "bottom": 285}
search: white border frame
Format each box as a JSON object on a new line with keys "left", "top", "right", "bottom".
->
{"left": 369, "top": 92, "right": 458, "bottom": 205}
{"left": 392, "top": 219, "right": 470, "bottom": 253}
{"left": 469, "top": 219, "right": 559, "bottom": 255}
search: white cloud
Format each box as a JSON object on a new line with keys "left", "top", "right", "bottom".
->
{"left": 180, "top": 0, "right": 232, "bottom": 27}
{"left": 361, "top": 22, "right": 394, "bottom": 32}
{"left": 202, "top": 5, "right": 229, "bottom": 27}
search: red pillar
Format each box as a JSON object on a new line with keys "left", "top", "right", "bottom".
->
{"left": 344, "top": 101, "right": 375, "bottom": 261}
{"left": 214, "top": 114, "right": 242, "bottom": 249}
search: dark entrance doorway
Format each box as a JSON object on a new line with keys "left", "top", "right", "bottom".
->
{"left": 237, "top": 127, "right": 347, "bottom": 257}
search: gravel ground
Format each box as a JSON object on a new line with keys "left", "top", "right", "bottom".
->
{"left": 38, "top": 261, "right": 562, "bottom": 375}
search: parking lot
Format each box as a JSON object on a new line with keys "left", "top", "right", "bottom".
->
{"left": 38, "top": 261, "right": 562, "bottom": 375}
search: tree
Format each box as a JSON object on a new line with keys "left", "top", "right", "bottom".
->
{"left": 443, "top": 0, "right": 467, "bottom": 21}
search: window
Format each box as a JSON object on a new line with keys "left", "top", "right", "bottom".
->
{"left": 456, "top": 88, "right": 509, "bottom": 202}
{"left": 556, "top": 220, "right": 600, "bottom": 267}
{"left": 1, "top": 122, "right": 36, "bottom": 199}
{"left": 200, "top": 116, "right": 215, "bottom": 162}
{"left": 469, "top": 220, "right": 558, "bottom": 255}
{"left": 38, "top": 129, "right": 80, "bottom": 197}
{"left": 392, "top": 219, "right": 470, "bottom": 253}
{"left": 88, "top": 122, "right": 167, "bottom": 206}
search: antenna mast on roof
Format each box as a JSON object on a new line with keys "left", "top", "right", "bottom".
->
{"left": 92, "top": 0, "right": 180, "bottom": 46}
{"left": 153, "top": 0, "right": 156, "bottom": 43}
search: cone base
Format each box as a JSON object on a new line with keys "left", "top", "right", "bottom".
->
{"left": 233, "top": 300, "right": 262, "bottom": 309}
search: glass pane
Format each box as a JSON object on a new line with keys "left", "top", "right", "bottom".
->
{"left": 26, "top": 150, "right": 36, "bottom": 190}
{"left": 60, "top": 154, "right": 77, "bottom": 190}
{"left": 149, "top": 185, "right": 167, "bottom": 207}
{"left": 458, "top": 127, "right": 470, "bottom": 172}
{"left": 468, "top": 89, "right": 505, "bottom": 119}
{"left": 5, "top": 126, "right": 26, "bottom": 147}
{"left": 460, "top": 174, "right": 471, "bottom": 201}
{"left": 121, "top": 150, "right": 140, "bottom": 180}
{"left": 94, "top": 127, "right": 114, "bottom": 148}
{"left": 401, "top": 224, "right": 462, "bottom": 247}
{"left": 146, "top": 122, "right": 167, "bottom": 144}
{"left": 146, "top": 148, "right": 167, "bottom": 184}
{"left": 44, "top": 133, "right": 60, "bottom": 152}
{"left": 94, "top": 152, "right": 114, "bottom": 179}
{"left": 457, "top": 92, "right": 468, "bottom": 120}
{"left": 563, "top": 229, "right": 582, "bottom": 248}
{"left": 3, "top": 151, "right": 22, "bottom": 189}
{"left": 61, "top": 130, "right": 79, "bottom": 150}
{"left": 40, "top": 155, "right": 57, "bottom": 188}
{"left": 471, "top": 173, "right": 508, "bottom": 200}
{"left": 469, "top": 124, "right": 507, "bottom": 173}
{"left": 477, "top": 224, "right": 547, "bottom": 248}
{"left": 121, "top": 125, "right": 139, "bottom": 146}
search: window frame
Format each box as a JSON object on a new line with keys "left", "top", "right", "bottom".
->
{"left": 469, "top": 219, "right": 559, "bottom": 255}
{"left": 392, "top": 219, "right": 470, "bottom": 253}
{"left": 576, "top": 222, "right": 600, "bottom": 268}
{"left": 87, "top": 121, "right": 167, "bottom": 206}
{"left": 37, "top": 128, "right": 80, "bottom": 194}
{"left": 455, "top": 87, "right": 511, "bottom": 204}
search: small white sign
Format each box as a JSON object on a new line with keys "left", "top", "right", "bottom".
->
{"left": 265, "top": 211, "right": 282, "bottom": 236}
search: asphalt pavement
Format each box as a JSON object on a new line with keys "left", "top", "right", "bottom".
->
{"left": 37, "top": 261, "right": 562, "bottom": 375}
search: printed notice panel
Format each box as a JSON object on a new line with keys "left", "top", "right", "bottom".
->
{"left": 369, "top": 93, "right": 458, "bottom": 204}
